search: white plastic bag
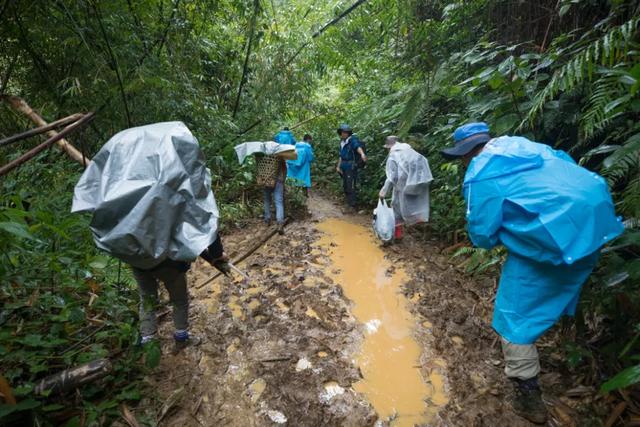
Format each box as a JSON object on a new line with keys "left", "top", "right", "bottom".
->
{"left": 373, "top": 199, "right": 395, "bottom": 242}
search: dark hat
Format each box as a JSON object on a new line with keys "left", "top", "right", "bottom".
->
{"left": 441, "top": 122, "right": 491, "bottom": 159}
{"left": 337, "top": 123, "right": 353, "bottom": 135}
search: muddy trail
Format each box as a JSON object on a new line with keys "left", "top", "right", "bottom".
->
{"left": 139, "top": 195, "right": 589, "bottom": 427}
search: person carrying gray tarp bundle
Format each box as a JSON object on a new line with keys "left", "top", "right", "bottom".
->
{"left": 72, "top": 122, "right": 230, "bottom": 351}
{"left": 378, "top": 136, "right": 433, "bottom": 241}
{"left": 441, "top": 122, "right": 624, "bottom": 424}
{"left": 234, "top": 139, "right": 297, "bottom": 234}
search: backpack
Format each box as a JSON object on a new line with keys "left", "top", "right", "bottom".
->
{"left": 350, "top": 135, "right": 366, "bottom": 169}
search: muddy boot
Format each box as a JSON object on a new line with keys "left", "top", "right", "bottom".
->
{"left": 510, "top": 377, "right": 548, "bottom": 424}
{"left": 173, "top": 331, "right": 202, "bottom": 354}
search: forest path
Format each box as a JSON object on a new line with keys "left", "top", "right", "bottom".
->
{"left": 144, "top": 194, "right": 542, "bottom": 426}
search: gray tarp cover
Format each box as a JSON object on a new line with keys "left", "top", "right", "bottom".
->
{"left": 72, "top": 122, "right": 219, "bottom": 270}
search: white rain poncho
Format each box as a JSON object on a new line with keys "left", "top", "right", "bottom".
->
{"left": 382, "top": 143, "right": 433, "bottom": 225}
{"left": 71, "top": 122, "right": 220, "bottom": 270}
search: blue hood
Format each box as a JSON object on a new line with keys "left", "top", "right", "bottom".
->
{"left": 274, "top": 130, "right": 296, "bottom": 145}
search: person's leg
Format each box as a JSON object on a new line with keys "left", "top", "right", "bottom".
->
{"left": 343, "top": 169, "right": 356, "bottom": 208}
{"left": 392, "top": 199, "right": 403, "bottom": 240}
{"left": 501, "top": 337, "right": 547, "bottom": 424}
{"left": 263, "top": 187, "right": 273, "bottom": 224}
{"left": 274, "top": 179, "right": 285, "bottom": 224}
{"left": 351, "top": 169, "right": 359, "bottom": 208}
{"left": 132, "top": 267, "right": 159, "bottom": 342}
{"left": 156, "top": 265, "right": 190, "bottom": 338}
{"left": 502, "top": 338, "right": 540, "bottom": 379}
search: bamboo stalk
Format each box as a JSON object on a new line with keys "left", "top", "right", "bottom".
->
{"left": 1, "top": 95, "right": 87, "bottom": 164}
{"left": 195, "top": 219, "right": 290, "bottom": 289}
{"left": 0, "top": 113, "right": 85, "bottom": 147}
{"left": 0, "top": 112, "right": 95, "bottom": 177}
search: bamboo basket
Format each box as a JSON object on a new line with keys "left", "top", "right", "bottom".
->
{"left": 255, "top": 154, "right": 280, "bottom": 188}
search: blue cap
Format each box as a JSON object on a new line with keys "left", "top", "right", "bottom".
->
{"left": 337, "top": 123, "right": 353, "bottom": 135}
{"left": 441, "top": 122, "right": 491, "bottom": 159}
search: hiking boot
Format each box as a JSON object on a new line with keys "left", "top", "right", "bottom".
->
{"left": 277, "top": 223, "right": 285, "bottom": 235}
{"left": 172, "top": 331, "right": 202, "bottom": 354}
{"left": 510, "top": 377, "right": 548, "bottom": 424}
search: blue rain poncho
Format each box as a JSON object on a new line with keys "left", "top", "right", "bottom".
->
{"left": 286, "top": 142, "right": 315, "bottom": 187}
{"left": 274, "top": 130, "right": 296, "bottom": 145}
{"left": 464, "top": 136, "right": 624, "bottom": 344}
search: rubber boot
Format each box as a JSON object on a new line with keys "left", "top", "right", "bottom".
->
{"left": 510, "top": 377, "right": 548, "bottom": 425}
{"left": 394, "top": 224, "right": 404, "bottom": 241}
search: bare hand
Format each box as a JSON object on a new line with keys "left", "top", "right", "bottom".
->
{"left": 361, "top": 154, "right": 367, "bottom": 163}
{"left": 336, "top": 167, "right": 342, "bottom": 175}
{"left": 378, "top": 190, "right": 385, "bottom": 199}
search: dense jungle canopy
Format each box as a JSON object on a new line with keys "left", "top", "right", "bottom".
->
{"left": 1, "top": 0, "right": 640, "bottom": 425}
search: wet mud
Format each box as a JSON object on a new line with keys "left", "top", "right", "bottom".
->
{"left": 137, "top": 195, "right": 588, "bottom": 426}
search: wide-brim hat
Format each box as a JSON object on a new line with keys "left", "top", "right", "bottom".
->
{"left": 441, "top": 122, "right": 491, "bottom": 159}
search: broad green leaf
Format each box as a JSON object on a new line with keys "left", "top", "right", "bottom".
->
{"left": 601, "top": 364, "right": 640, "bottom": 392}
{"left": 144, "top": 341, "right": 161, "bottom": 368}
{"left": 0, "top": 398, "right": 41, "bottom": 418}
{"left": 0, "top": 222, "right": 36, "bottom": 241}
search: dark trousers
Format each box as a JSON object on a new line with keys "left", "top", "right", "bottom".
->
{"left": 341, "top": 168, "right": 358, "bottom": 207}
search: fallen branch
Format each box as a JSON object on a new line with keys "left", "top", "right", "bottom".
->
{"left": 195, "top": 218, "right": 290, "bottom": 289}
{"left": 0, "top": 113, "right": 85, "bottom": 147}
{"left": 1, "top": 95, "right": 86, "bottom": 164}
{"left": 34, "top": 358, "right": 112, "bottom": 395}
{"left": 0, "top": 112, "right": 95, "bottom": 177}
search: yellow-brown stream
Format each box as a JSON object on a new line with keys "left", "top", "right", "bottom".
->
{"left": 317, "top": 218, "right": 447, "bottom": 425}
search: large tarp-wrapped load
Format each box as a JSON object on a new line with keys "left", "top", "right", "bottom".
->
{"left": 385, "top": 143, "right": 433, "bottom": 225}
{"left": 72, "top": 122, "right": 219, "bottom": 270}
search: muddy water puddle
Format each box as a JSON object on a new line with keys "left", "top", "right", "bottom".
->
{"left": 317, "top": 218, "right": 447, "bottom": 426}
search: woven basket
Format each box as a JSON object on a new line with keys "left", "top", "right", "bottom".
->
{"left": 255, "top": 154, "right": 280, "bottom": 187}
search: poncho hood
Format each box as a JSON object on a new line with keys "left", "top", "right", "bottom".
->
{"left": 462, "top": 135, "right": 623, "bottom": 265}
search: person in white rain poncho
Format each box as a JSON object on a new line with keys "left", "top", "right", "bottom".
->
{"left": 378, "top": 136, "right": 433, "bottom": 240}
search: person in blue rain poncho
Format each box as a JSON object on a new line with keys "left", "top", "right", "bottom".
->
{"left": 286, "top": 133, "right": 315, "bottom": 196}
{"left": 441, "top": 122, "right": 624, "bottom": 424}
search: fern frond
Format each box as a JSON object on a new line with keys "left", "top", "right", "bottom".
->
{"left": 521, "top": 17, "right": 639, "bottom": 129}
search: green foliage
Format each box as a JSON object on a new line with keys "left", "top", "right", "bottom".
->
{"left": 1, "top": 0, "right": 640, "bottom": 422}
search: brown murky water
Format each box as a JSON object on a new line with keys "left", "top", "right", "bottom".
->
{"left": 317, "top": 218, "right": 448, "bottom": 426}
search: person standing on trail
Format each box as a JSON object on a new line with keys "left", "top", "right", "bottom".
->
{"left": 287, "top": 133, "right": 315, "bottom": 197}
{"left": 378, "top": 136, "right": 432, "bottom": 241}
{"left": 72, "top": 122, "right": 231, "bottom": 352}
{"left": 336, "top": 124, "right": 367, "bottom": 210}
{"left": 263, "top": 127, "right": 294, "bottom": 234}
{"left": 440, "top": 122, "right": 624, "bottom": 424}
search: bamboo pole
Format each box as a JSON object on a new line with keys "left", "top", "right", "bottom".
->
{"left": 0, "top": 113, "right": 95, "bottom": 177}
{"left": 195, "top": 219, "right": 290, "bottom": 289}
{"left": 1, "top": 95, "right": 86, "bottom": 165}
{"left": 0, "top": 113, "right": 84, "bottom": 147}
